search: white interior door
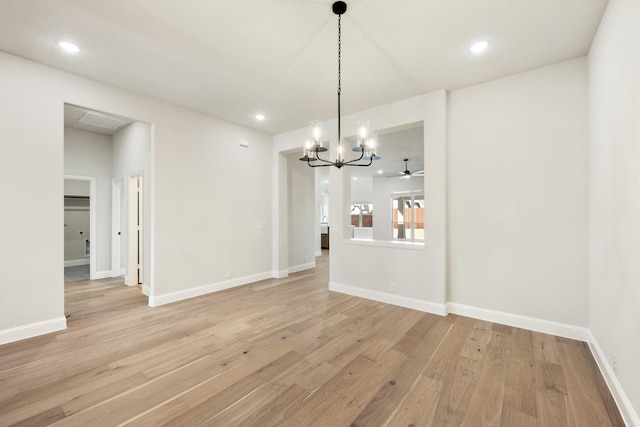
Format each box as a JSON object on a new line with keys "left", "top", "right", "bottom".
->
{"left": 126, "top": 175, "right": 143, "bottom": 286}
{"left": 111, "top": 177, "right": 125, "bottom": 277}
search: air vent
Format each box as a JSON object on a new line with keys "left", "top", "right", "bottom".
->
{"left": 78, "top": 111, "right": 127, "bottom": 130}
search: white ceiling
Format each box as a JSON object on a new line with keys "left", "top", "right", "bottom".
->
{"left": 0, "top": 0, "right": 608, "bottom": 135}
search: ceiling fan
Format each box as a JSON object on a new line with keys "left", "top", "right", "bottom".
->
{"left": 385, "top": 158, "right": 424, "bottom": 179}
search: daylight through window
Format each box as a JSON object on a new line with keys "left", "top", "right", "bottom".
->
{"left": 391, "top": 193, "right": 424, "bottom": 241}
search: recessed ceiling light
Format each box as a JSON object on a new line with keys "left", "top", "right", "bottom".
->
{"left": 255, "top": 113, "right": 265, "bottom": 121}
{"left": 469, "top": 40, "right": 489, "bottom": 54}
{"left": 57, "top": 40, "right": 80, "bottom": 54}
{"left": 353, "top": 177, "right": 358, "bottom": 181}
{"left": 377, "top": 170, "right": 383, "bottom": 174}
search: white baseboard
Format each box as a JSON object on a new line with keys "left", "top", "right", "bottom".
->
{"left": 446, "top": 303, "right": 590, "bottom": 342}
{"left": 111, "top": 269, "right": 125, "bottom": 278}
{"left": 328, "top": 283, "right": 592, "bottom": 342}
{"left": 141, "top": 285, "right": 150, "bottom": 296}
{"left": 93, "top": 270, "right": 112, "bottom": 280}
{"left": 272, "top": 269, "right": 289, "bottom": 279}
{"left": 64, "top": 259, "right": 89, "bottom": 267}
{"left": 588, "top": 332, "right": 640, "bottom": 427}
{"left": 329, "top": 282, "right": 448, "bottom": 316}
{"left": 0, "top": 317, "right": 67, "bottom": 345}
{"left": 288, "top": 261, "right": 316, "bottom": 274}
{"left": 315, "top": 250, "right": 322, "bottom": 257}
{"left": 148, "top": 271, "right": 273, "bottom": 307}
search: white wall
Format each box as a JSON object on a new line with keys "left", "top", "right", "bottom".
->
{"left": 64, "top": 127, "right": 113, "bottom": 274}
{"left": 112, "top": 121, "right": 152, "bottom": 289}
{"left": 113, "top": 122, "right": 150, "bottom": 178}
{"left": 588, "top": 0, "right": 640, "bottom": 422}
{"left": 272, "top": 152, "right": 289, "bottom": 277}
{"left": 329, "top": 91, "right": 447, "bottom": 311}
{"left": 64, "top": 179, "right": 90, "bottom": 196}
{"left": 320, "top": 192, "right": 329, "bottom": 222}
{"left": 448, "top": 58, "right": 589, "bottom": 327}
{"left": 351, "top": 176, "right": 373, "bottom": 203}
{"left": 287, "top": 152, "right": 315, "bottom": 271}
{"left": 0, "top": 56, "right": 65, "bottom": 338}
{"left": 0, "top": 50, "right": 272, "bottom": 341}
{"left": 152, "top": 110, "right": 272, "bottom": 300}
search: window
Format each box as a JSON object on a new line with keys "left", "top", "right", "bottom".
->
{"left": 391, "top": 193, "right": 424, "bottom": 241}
{"left": 351, "top": 203, "right": 373, "bottom": 228}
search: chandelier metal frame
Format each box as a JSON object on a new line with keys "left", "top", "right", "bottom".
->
{"left": 300, "top": 1, "right": 379, "bottom": 169}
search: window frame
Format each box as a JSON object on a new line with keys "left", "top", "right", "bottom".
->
{"left": 391, "top": 191, "right": 424, "bottom": 242}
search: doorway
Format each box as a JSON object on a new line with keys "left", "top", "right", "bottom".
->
{"left": 63, "top": 175, "right": 96, "bottom": 280}
{"left": 64, "top": 103, "right": 152, "bottom": 304}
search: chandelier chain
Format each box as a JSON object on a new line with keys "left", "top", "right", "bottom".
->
{"left": 338, "top": 14, "right": 341, "bottom": 97}
{"left": 337, "top": 13, "right": 342, "bottom": 145}
{"left": 300, "top": 1, "right": 377, "bottom": 169}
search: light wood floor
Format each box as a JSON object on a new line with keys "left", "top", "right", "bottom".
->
{"left": 0, "top": 252, "right": 624, "bottom": 426}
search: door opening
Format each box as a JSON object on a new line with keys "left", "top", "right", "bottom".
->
{"left": 64, "top": 176, "right": 96, "bottom": 281}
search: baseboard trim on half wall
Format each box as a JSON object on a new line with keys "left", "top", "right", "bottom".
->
{"left": 93, "top": 271, "right": 112, "bottom": 280}
{"left": 272, "top": 269, "right": 289, "bottom": 279}
{"left": 148, "top": 271, "right": 273, "bottom": 307}
{"left": 0, "top": 317, "right": 67, "bottom": 345}
{"left": 328, "top": 282, "right": 590, "bottom": 342}
{"left": 288, "top": 262, "right": 316, "bottom": 275}
{"left": 329, "top": 282, "right": 448, "bottom": 316}
{"left": 446, "top": 303, "right": 590, "bottom": 342}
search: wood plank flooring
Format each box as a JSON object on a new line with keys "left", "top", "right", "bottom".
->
{"left": 0, "top": 252, "right": 624, "bottom": 426}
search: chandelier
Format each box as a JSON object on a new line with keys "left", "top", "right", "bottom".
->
{"left": 300, "top": 1, "right": 380, "bottom": 168}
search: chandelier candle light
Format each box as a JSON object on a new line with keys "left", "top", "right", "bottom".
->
{"left": 300, "top": 1, "right": 380, "bottom": 168}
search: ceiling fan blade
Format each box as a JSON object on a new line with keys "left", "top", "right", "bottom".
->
{"left": 382, "top": 172, "right": 403, "bottom": 177}
{"left": 382, "top": 159, "right": 420, "bottom": 178}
